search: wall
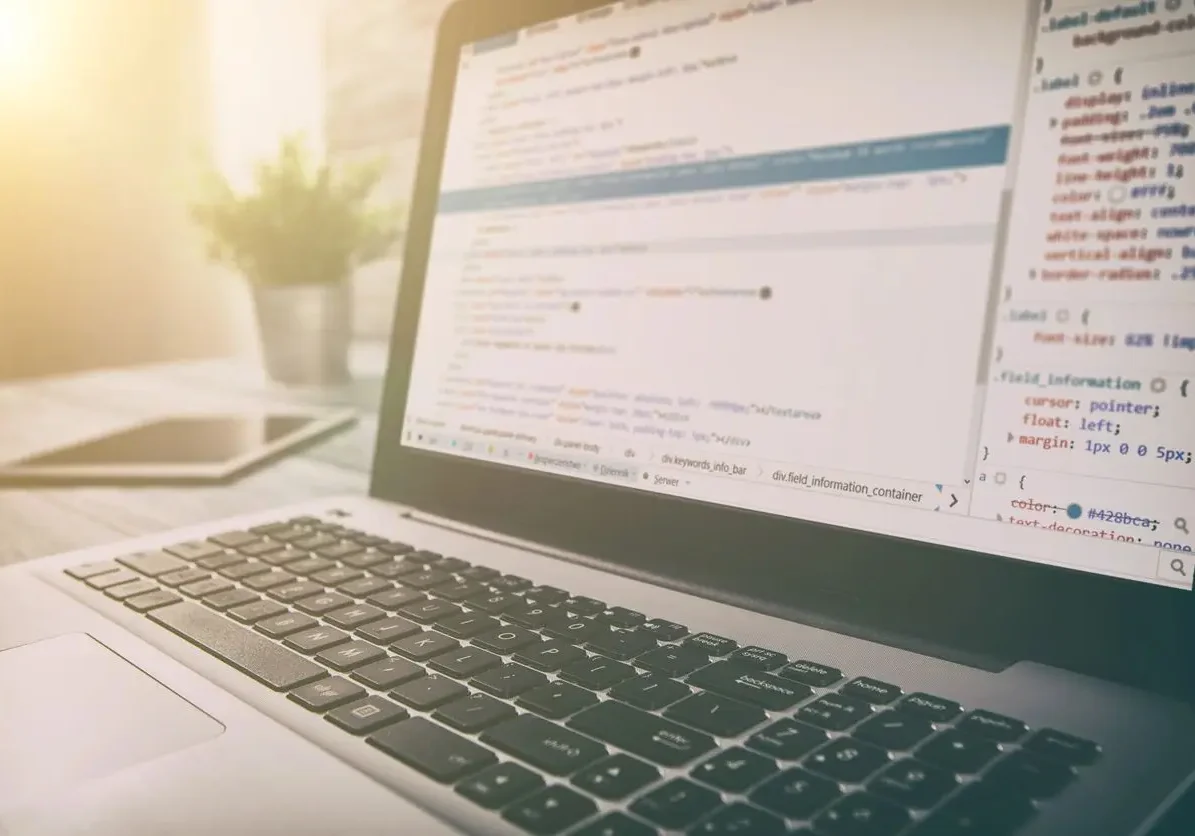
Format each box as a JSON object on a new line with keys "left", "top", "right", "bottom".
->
{"left": 0, "top": 0, "right": 254, "bottom": 382}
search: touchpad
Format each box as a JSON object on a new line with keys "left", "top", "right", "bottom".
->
{"left": 0, "top": 633, "right": 224, "bottom": 809}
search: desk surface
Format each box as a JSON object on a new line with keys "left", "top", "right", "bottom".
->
{"left": 0, "top": 349, "right": 388, "bottom": 567}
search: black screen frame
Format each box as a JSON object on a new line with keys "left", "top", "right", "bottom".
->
{"left": 372, "top": 0, "right": 1195, "bottom": 699}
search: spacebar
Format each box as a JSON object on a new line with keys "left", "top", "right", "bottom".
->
{"left": 149, "top": 601, "right": 325, "bottom": 691}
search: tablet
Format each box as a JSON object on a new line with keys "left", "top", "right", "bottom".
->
{"left": 0, "top": 412, "right": 357, "bottom": 486}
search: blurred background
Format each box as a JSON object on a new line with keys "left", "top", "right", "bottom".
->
{"left": 0, "top": 0, "right": 455, "bottom": 384}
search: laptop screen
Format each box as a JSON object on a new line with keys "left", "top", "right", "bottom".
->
{"left": 401, "top": 0, "right": 1195, "bottom": 590}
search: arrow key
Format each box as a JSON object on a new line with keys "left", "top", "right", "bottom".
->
{"left": 571, "top": 753, "right": 660, "bottom": 800}
{"left": 502, "top": 785, "right": 597, "bottom": 835}
{"left": 691, "top": 746, "right": 778, "bottom": 793}
{"left": 456, "top": 761, "right": 544, "bottom": 810}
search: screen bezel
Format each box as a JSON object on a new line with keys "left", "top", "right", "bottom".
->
{"left": 372, "top": 0, "right": 1194, "bottom": 698}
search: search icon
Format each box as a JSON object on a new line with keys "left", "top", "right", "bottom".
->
{"left": 1172, "top": 558, "right": 1187, "bottom": 577}
{"left": 1177, "top": 517, "right": 1190, "bottom": 535}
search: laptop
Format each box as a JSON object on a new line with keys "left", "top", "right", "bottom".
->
{"left": 3, "top": 0, "right": 1194, "bottom": 833}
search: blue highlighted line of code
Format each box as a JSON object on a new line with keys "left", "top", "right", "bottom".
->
{"left": 438, "top": 125, "right": 1013, "bottom": 214}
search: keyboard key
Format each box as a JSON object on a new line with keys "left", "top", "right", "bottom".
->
{"left": 798, "top": 693, "right": 872, "bottom": 731}
{"left": 517, "top": 681, "right": 598, "bottom": 719}
{"left": 899, "top": 692, "right": 962, "bottom": 723}
{"left": 691, "top": 803, "right": 785, "bottom": 836}
{"left": 957, "top": 709, "right": 1028, "bottom": 743}
{"left": 243, "top": 569, "right": 298, "bottom": 591}
{"left": 311, "top": 566, "right": 364, "bottom": 587}
{"left": 665, "top": 692, "right": 766, "bottom": 737}
{"left": 559, "top": 656, "right": 635, "bottom": 690}
{"left": 105, "top": 579, "right": 159, "bottom": 601}
{"left": 283, "top": 625, "right": 350, "bottom": 653}
{"left": 326, "top": 695, "right": 407, "bottom": 735}
{"left": 692, "top": 747, "right": 778, "bottom": 793}
{"left": 630, "top": 778, "right": 719, "bottom": 829}
{"left": 227, "top": 599, "right": 287, "bottom": 624}
{"left": 587, "top": 629, "right": 656, "bottom": 661}
{"left": 434, "top": 693, "right": 516, "bottom": 732}
{"left": 158, "top": 567, "right": 210, "bottom": 587}
{"left": 514, "top": 640, "right": 586, "bottom": 672}
{"left": 779, "top": 660, "right": 843, "bottom": 688}
{"left": 196, "top": 553, "right": 245, "bottom": 571}
{"left": 211, "top": 530, "right": 259, "bottom": 548}
{"left": 124, "top": 589, "right": 183, "bottom": 612}
{"left": 913, "top": 782, "right": 1034, "bottom": 836}
{"left": 467, "top": 591, "right": 520, "bottom": 614}
{"left": 569, "top": 701, "right": 716, "bottom": 767}
{"left": 86, "top": 569, "right": 141, "bottom": 590}
{"left": 855, "top": 710, "right": 935, "bottom": 751}
{"left": 544, "top": 615, "right": 606, "bottom": 642}
{"left": 473, "top": 663, "right": 547, "bottom": 698}
{"left": 459, "top": 565, "right": 499, "bottom": 581}
{"left": 806, "top": 737, "right": 890, "bottom": 783}
{"left": 391, "top": 630, "right": 459, "bottom": 661}
{"left": 814, "top": 792, "right": 910, "bottom": 836}
{"left": 986, "top": 750, "right": 1076, "bottom": 799}
{"left": 746, "top": 719, "right": 827, "bottom": 761}
{"left": 220, "top": 560, "right": 273, "bottom": 580}
{"left": 434, "top": 581, "right": 488, "bottom": 602}
{"left": 258, "top": 547, "right": 308, "bottom": 566}
{"left": 370, "top": 559, "right": 419, "bottom": 579}
{"left": 435, "top": 557, "right": 470, "bottom": 574}
{"left": 572, "top": 753, "right": 660, "bottom": 800}
{"left": 1023, "top": 728, "right": 1100, "bottom": 766}
{"left": 390, "top": 674, "right": 468, "bottom": 710}
{"left": 490, "top": 574, "right": 533, "bottom": 593}
{"left": 429, "top": 646, "right": 502, "bottom": 678}
{"left": 341, "top": 549, "right": 391, "bottom": 569}
{"left": 596, "top": 606, "right": 646, "bottom": 628}
{"left": 367, "top": 586, "right": 426, "bottom": 611}
{"left": 203, "top": 588, "right": 259, "bottom": 611}
{"left": 164, "top": 540, "right": 224, "bottom": 561}
{"left": 483, "top": 714, "right": 606, "bottom": 775}
{"left": 357, "top": 615, "right": 421, "bottom": 644}
{"left": 503, "top": 785, "right": 597, "bottom": 835}
{"left": 869, "top": 759, "right": 957, "bottom": 809}
{"left": 296, "top": 592, "right": 352, "bottom": 615}
{"left": 117, "top": 550, "right": 188, "bottom": 577}
{"left": 841, "top": 677, "right": 902, "bottom": 705}
{"left": 404, "top": 549, "right": 442, "bottom": 564}
{"left": 269, "top": 581, "right": 324, "bottom": 603}
{"left": 255, "top": 611, "right": 317, "bottom": 638}
{"left": 402, "top": 568, "right": 454, "bottom": 590}
{"left": 505, "top": 602, "right": 558, "bottom": 628}
{"left": 609, "top": 673, "right": 690, "bottom": 710}
{"left": 325, "top": 604, "right": 385, "bottom": 629}
{"left": 917, "top": 729, "right": 999, "bottom": 774}
{"left": 684, "top": 633, "right": 738, "bottom": 656}
{"left": 338, "top": 576, "right": 392, "bottom": 598}
{"left": 287, "top": 556, "right": 336, "bottom": 576}
{"left": 238, "top": 540, "right": 286, "bottom": 558}
{"left": 436, "top": 612, "right": 501, "bottom": 639}
{"left": 456, "top": 761, "right": 543, "bottom": 810}
{"left": 562, "top": 596, "right": 605, "bottom": 616}
{"left": 292, "top": 533, "right": 337, "bottom": 551}
{"left": 639, "top": 618, "right": 688, "bottom": 642}
{"left": 369, "top": 717, "right": 496, "bottom": 782}
{"left": 687, "top": 662, "right": 810, "bottom": 711}
{"left": 377, "top": 539, "right": 414, "bottom": 555}
{"left": 523, "top": 585, "right": 569, "bottom": 605}
{"left": 315, "top": 541, "right": 363, "bottom": 561}
{"left": 751, "top": 767, "right": 841, "bottom": 819}
{"left": 399, "top": 598, "right": 461, "bottom": 624}
{"left": 636, "top": 645, "right": 710, "bottom": 677}
{"left": 316, "top": 640, "right": 387, "bottom": 672}
{"left": 728, "top": 646, "right": 787, "bottom": 671}
{"left": 574, "top": 812, "right": 657, "bottom": 836}
{"left": 474, "top": 626, "right": 540, "bottom": 654}
{"left": 351, "top": 656, "right": 425, "bottom": 690}
{"left": 180, "top": 577, "right": 234, "bottom": 598}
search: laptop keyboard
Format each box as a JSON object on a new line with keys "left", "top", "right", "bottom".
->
{"left": 66, "top": 517, "right": 1103, "bottom": 835}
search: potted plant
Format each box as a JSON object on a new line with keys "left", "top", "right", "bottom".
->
{"left": 190, "top": 136, "right": 401, "bottom": 385}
